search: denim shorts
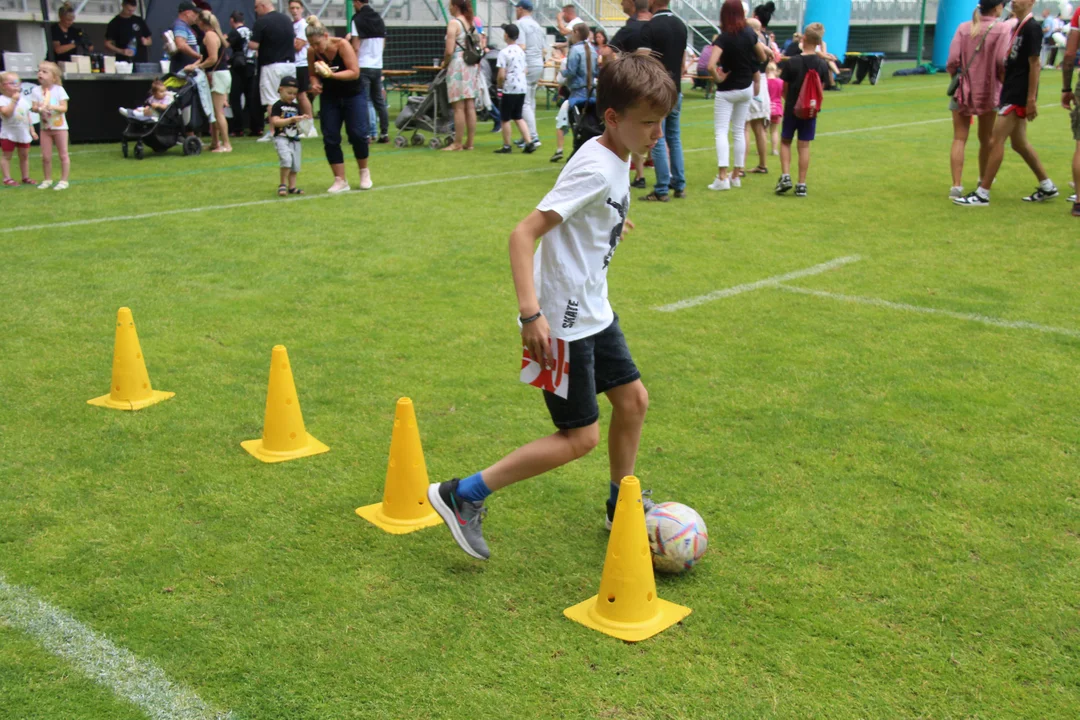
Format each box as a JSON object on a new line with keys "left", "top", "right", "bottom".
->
{"left": 543, "top": 315, "right": 641, "bottom": 430}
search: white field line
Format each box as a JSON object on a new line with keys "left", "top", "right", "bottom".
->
{"left": 776, "top": 285, "right": 1080, "bottom": 340}
{"left": 654, "top": 255, "right": 862, "bottom": 312}
{"left": 0, "top": 573, "right": 232, "bottom": 720}
{"left": 0, "top": 165, "right": 557, "bottom": 234}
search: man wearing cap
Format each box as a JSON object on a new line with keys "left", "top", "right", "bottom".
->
{"left": 105, "top": 0, "right": 152, "bottom": 64}
{"left": 514, "top": 0, "right": 547, "bottom": 147}
{"left": 169, "top": 2, "right": 201, "bottom": 75}
{"left": 249, "top": 0, "right": 298, "bottom": 142}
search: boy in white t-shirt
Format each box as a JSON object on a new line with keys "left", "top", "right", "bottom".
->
{"left": 493, "top": 24, "right": 536, "bottom": 154}
{"left": 0, "top": 72, "right": 38, "bottom": 187}
{"left": 427, "top": 52, "right": 679, "bottom": 560}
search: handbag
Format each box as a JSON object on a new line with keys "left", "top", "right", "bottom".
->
{"left": 948, "top": 18, "right": 998, "bottom": 97}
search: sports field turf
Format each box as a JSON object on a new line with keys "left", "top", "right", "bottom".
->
{"left": 1, "top": 65, "right": 1078, "bottom": 719}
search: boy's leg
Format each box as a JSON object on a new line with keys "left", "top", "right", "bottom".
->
{"left": 605, "top": 379, "right": 648, "bottom": 485}
{"left": 796, "top": 139, "right": 811, "bottom": 184}
{"left": 555, "top": 127, "right": 565, "bottom": 151}
{"left": 279, "top": 166, "right": 289, "bottom": 188}
{"left": 779, "top": 139, "right": 792, "bottom": 175}
{"left": 1008, "top": 118, "right": 1050, "bottom": 183}
{"left": 978, "top": 112, "right": 1017, "bottom": 192}
{"left": 501, "top": 120, "right": 512, "bottom": 146}
{"left": 288, "top": 170, "right": 298, "bottom": 190}
{"left": 481, "top": 425, "right": 601, "bottom": 491}
{"left": 515, "top": 118, "right": 532, "bottom": 144}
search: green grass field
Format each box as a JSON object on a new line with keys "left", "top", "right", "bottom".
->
{"left": 2, "top": 65, "right": 1079, "bottom": 719}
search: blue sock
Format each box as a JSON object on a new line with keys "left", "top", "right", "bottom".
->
{"left": 457, "top": 472, "right": 491, "bottom": 503}
{"left": 609, "top": 482, "right": 621, "bottom": 507}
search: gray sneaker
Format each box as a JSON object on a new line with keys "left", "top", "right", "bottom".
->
{"left": 428, "top": 479, "right": 490, "bottom": 560}
{"left": 605, "top": 488, "right": 655, "bottom": 531}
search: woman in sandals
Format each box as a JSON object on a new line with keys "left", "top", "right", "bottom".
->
{"left": 945, "top": 0, "right": 1011, "bottom": 199}
{"left": 306, "top": 15, "right": 372, "bottom": 193}
{"left": 441, "top": 0, "right": 479, "bottom": 151}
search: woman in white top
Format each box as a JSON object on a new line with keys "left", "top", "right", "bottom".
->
{"left": 30, "top": 62, "right": 71, "bottom": 190}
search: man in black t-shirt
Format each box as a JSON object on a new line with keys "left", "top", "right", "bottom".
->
{"left": 249, "top": 0, "right": 298, "bottom": 141}
{"left": 105, "top": 0, "right": 153, "bottom": 64}
{"left": 639, "top": 0, "right": 687, "bottom": 201}
{"left": 954, "top": 0, "right": 1059, "bottom": 207}
{"left": 610, "top": 0, "right": 649, "bottom": 54}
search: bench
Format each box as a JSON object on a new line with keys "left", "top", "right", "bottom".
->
{"left": 396, "top": 83, "right": 430, "bottom": 109}
{"left": 537, "top": 80, "right": 561, "bottom": 109}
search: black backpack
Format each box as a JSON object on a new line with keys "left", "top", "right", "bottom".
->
{"left": 455, "top": 18, "right": 484, "bottom": 65}
{"left": 570, "top": 44, "right": 602, "bottom": 156}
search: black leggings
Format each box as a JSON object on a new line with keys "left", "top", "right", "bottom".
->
{"left": 320, "top": 91, "right": 370, "bottom": 164}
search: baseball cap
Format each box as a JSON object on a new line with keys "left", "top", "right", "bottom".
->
{"left": 279, "top": 75, "right": 298, "bottom": 88}
{"left": 514, "top": 0, "right": 533, "bottom": 10}
{"left": 502, "top": 23, "right": 519, "bottom": 40}
{"left": 177, "top": 1, "right": 197, "bottom": 12}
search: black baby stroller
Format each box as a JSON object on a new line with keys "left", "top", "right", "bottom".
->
{"left": 121, "top": 73, "right": 207, "bottom": 160}
{"left": 393, "top": 68, "right": 454, "bottom": 150}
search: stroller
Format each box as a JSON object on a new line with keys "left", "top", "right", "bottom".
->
{"left": 393, "top": 68, "right": 454, "bottom": 149}
{"left": 121, "top": 73, "right": 206, "bottom": 160}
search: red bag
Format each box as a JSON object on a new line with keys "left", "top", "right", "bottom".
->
{"left": 794, "top": 61, "right": 824, "bottom": 120}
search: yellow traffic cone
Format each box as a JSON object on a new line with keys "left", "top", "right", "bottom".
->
{"left": 356, "top": 398, "right": 442, "bottom": 534}
{"left": 241, "top": 345, "right": 329, "bottom": 463}
{"left": 88, "top": 307, "right": 175, "bottom": 411}
{"left": 564, "top": 476, "right": 691, "bottom": 642}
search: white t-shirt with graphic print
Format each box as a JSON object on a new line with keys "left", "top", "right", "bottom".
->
{"left": 497, "top": 43, "right": 528, "bottom": 95}
{"left": 534, "top": 137, "right": 631, "bottom": 342}
{"left": 0, "top": 94, "right": 34, "bottom": 143}
{"left": 30, "top": 84, "right": 69, "bottom": 131}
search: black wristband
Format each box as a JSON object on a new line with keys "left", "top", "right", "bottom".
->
{"left": 1065, "top": 88, "right": 1074, "bottom": 94}
{"left": 520, "top": 311, "right": 542, "bottom": 325}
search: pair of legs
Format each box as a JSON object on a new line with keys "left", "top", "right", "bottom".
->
{"left": 978, "top": 111, "right": 1050, "bottom": 192}
{"left": 479, "top": 380, "right": 649, "bottom": 493}
{"left": 743, "top": 118, "right": 768, "bottom": 169}
{"left": 1, "top": 145, "right": 30, "bottom": 182}
{"left": 210, "top": 89, "right": 232, "bottom": 151}
{"left": 713, "top": 87, "right": 752, "bottom": 181}
{"left": 359, "top": 68, "right": 389, "bottom": 138}
{"left": 780, "top": 138, "right": 811, "bottom": 184}
{"left": 447, "top": 98, "right": 476, "bottom": 151}
{"left": 649, "top": 93, "right": 685, "bottom": 197}
{"left": 501, "top": 118, "right": 531, "bottom": 146}
{"left": 321, "top": 91, "right": 371, "bottom": 190}
{"left": 950, "top": 110, "right": 996, "bottom": 188}
{"left": 39, "top": 129, "right": 69, "bottom": 183}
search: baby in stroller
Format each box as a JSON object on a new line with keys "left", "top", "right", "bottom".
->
{"left": 118, "top": 79, "right": 175, "bottom": 123}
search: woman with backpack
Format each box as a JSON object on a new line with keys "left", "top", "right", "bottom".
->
{"left": 945, "top": 0, "right": 1012, "bottom": 199}
{"left": 441, "top": 0, "right": 480, "bottom": 151}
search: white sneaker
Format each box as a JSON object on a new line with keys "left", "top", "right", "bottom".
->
{"left": 707, "top": 177, "right": 730, "bottom": 191}
{"left": 257, "top": 131, "right": 274, "bottom": 143}
{"left": 730, "top": 175, "right": 742, "bottom": 188}
{"left": 949, "top": 186, "right": 964, "bottom": 198}
{"left": 53, "top": 181, "right": 68, "bottom": 191}
{"left": 327, "top": 178, "right": 350, "bottom": 194}
{"left": 37, "top": 179, "right": 53, "bottom": 190}
{"left": 358, "top": 168, "right": 372, "bottom": 190}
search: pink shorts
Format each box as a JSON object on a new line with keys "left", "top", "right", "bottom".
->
{"left": 770, "top": 114, "right": 782, "bottom": 125}
{"left": 1, "top": 139, "right": 30, "bottom": 152}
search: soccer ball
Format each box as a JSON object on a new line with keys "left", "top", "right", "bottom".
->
{"left": 645, "top": 502, "right": 708, "bottom": 574}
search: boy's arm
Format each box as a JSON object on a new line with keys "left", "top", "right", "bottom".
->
{"left": 1026, "top": 53, "right": 1041, "bottom": 119}
{"left": 510, "top": 209, "right": 563, "bottom": 369}
{"left": 497, "top": 67, "right": 506, "bottom": 88}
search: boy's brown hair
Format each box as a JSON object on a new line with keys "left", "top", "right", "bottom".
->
{"left": 803, "top": 22, "right": 824, "bottom": 48}
{"left": 596, "top": 50, "right": 678, "bottom": 117}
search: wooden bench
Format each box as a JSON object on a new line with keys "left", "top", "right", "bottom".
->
{"left": 537, "top": 80, "right": 561, "bottom": 109}
{"left": 396, "top": 83, "right": 430, "bottom": 109}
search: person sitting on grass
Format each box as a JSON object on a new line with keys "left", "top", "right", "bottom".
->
{"left": 425, "top": 51, "right": 678, "bottom": 561}
{"left": 270, "top": 75, "right": 308, "bottom": 196}
{"left": 0, "top": 72, "right": 38, "bottom": 187}
{"left": 954, "top": 0, "right": 1058, "bottom": 207}
{"left": 775, "top": 22, "right": 831, "bottom": 198}
{"left": 493, "top": 23, "right": 536, "bottom": 154}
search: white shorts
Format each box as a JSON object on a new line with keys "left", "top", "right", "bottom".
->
{"left": 747, "top": 88, "right": 770, "bottom": 121}
{"left": 555, "top": 99, "right": 570, "bottom": 131}
{"left": 211, "top": 70, "right": 232, "bottom": 95}
{"left": 260, "top": 62, "right": 296, "bottom": 106}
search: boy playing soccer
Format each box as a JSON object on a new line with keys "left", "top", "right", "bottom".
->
{"left": 428, "top": 52, "right": 678, "bottom": 560}
{"left": 269, "top": 76, "right": 309, "bottom": 196}
{"left": 494, "top": 23, "right": 536, "bottom": 154}
{"left": 775, "top": 23, "right": 832, "bottom": 198}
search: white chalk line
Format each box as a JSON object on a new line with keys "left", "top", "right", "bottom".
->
{"left": 0, "top": 572, "right": 232, "bottom": 720}
{"left": 0, "top": 165, "right": 557, "bottom": 234}
{"left": 654, "top": 255, "right": 862, "bottom": 312}
{"left": 775, "top": 285, "right": 1080, "bottom": 340}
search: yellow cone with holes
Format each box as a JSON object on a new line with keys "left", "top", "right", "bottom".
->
{"left": 88, "top": 307, "right": 175, "bottom": 411}
{"left": 355, "top": 397, "right": 442, "bottom": 534}
{"left": 564, "top": 476, "right": 691, "bottom": 641}
{"left": 241, "top": 345, "right": 329, "bottom": 463}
